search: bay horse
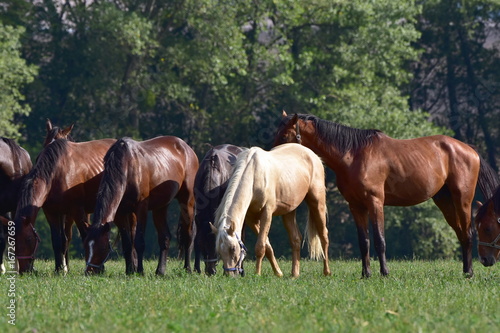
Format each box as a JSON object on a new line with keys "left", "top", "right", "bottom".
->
{"left": 84, "top": 136, "right": 199, "bottom": 275}
{"left": 193, "top": 144, "right": 247, "bottom": 275}
{"left": 0, "top": 138, "right": 32, "bottom": 273}
{"left": 275, "top": 112, "right": 491, "bottom": 278}
{"left": 211, "top": 143, "right": 330, "bottom": 277}
{"left": 14, "top": 137, "right": 116, "bottom": 273}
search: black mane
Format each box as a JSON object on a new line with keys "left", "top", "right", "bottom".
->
{"left": 93, "top": 138, "right": 130, "bottom": 225}
{"left": 18, "top": 139, "right": 69, "bottom": 219}
{"left": 294, "top": 114, "right": 382, "bottom": 156}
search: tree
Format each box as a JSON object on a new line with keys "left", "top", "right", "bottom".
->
{"left": 0, "top": 24, "right": 37, "bottom": 138}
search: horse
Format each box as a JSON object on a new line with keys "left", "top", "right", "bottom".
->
{"left": 0, "top": 138, "right": 32, "bottom": 274}
{"left": 274, "top": 112, "right": 492, "bottom": 278}
{"left": 14, "top": 137, "right": 116, "bottom": 273}
{"left": 193, "top": 144, "right": 247, "bottom": 275}
{"left": 84, "top": 136, "right": 199, "bottom": 275}
{"left": 211, "top": 143, "right": 331, "bottom": 277}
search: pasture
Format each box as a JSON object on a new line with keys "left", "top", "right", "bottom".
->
{"left": 1, "top": 259, "right": 498, "bottom": 332}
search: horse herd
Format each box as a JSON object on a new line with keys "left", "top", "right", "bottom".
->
{"left": 1, "top": 112, "right": 499, "bottom": 278}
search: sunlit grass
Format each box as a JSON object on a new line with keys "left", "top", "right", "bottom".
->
{"left": 1, "top": 259, "right": 499, "bottom": 332}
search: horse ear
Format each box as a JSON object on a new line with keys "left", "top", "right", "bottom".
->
{"left": 282, "top": 110, "right": 288, "bottom": 117}
{"left": 46, "top": 118, "right": 53, "bottom": 131}
{"left": 209, "top": 222, "right": 217, "bottom": 234}
{"left": 476, "top": 201, "right": 483, "bottom": 208}
{"left": 62, "top": 124, "right": 74, "bottom": 136}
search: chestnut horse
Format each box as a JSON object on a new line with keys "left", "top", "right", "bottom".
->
{"left": 84, "top": 136, "right": 198, "bottom": 275}
{"left": 0, "top": 138, "right": 32, "bottom": 273}
{"left": 212, "top": 143, "right": 330, "bottom": 277}
{"left": 193, "top": 144, "right": 247, "bottom": 275}
{"left": 14, "top": 137, "right": 115, "bottom": 273}
{"left": 275, "top": 112, "right": 491, "bottom": 277}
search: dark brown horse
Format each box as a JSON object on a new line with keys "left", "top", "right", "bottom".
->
{"left": 84, "top": 136, "right": 199, "bottom": 275}
{"left": 0, "top": 138, "right": 32, "bottom": 273}
{"left": 275, "top": 112, "right": 491, "bottom": 277}
{"left": 193, "top": 144, "right": 247, "bottom": 275}
{"left": 14, "top": 137, "right": 115, "bottom": 273}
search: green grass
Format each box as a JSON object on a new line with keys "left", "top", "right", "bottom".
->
{"left": 1, "top": 259, "right": 499, "bottom": 332}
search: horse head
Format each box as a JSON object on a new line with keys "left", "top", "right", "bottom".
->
{"left": 273, "top": 111, "right": 303, "bottom": 146}
{"left": 15, "top": 217, "right": 41, "bottom": 274}
{"left": 476, "top": 199, "right": 500, "bottom": 266}
{"left": 44, "top": 119, "right": 74, "bottom": 147}
{"left": 212, "top": 220, "right": 246, "bottom": 277}
{"left": 84, "top": 223, "right": 111, "bottom": 274}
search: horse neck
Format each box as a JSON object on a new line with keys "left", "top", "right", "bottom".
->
{"left": 216, "top": 162, "right": 256, "bottom": 234}
{"left": 16, "top": 178, "right": 48, "bottom": 226}
{"left": 301, "top": 129, "right": 348, "bottom": 172}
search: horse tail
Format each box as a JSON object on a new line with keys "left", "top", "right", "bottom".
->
{"left": 470, "top": 145, "right": 500, "bottom": 200}
{"left": 304, "top": 209, "right": 325, "bottom": 261}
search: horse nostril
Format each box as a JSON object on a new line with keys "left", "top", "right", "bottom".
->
{"left": 480, "top": 256, "right": 495, "bottom": 267}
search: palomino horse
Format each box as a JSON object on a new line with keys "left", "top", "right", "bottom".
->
{"left": 14, "top": 137, "right": 116, "bottom": 273}
{"left": 211, "top": 143, "right": 330, "bottom": 277}
{"left": 193, "top": 144, "right": 247, "bottom": 275}
{"left": 275, "top": 112, "right": 491, "bottom": 277}
{"left": 0, "top": 138, "right": 32, "bottom": 273}
{"left": 84, "top": 136, "right": 199, "bottom": 275}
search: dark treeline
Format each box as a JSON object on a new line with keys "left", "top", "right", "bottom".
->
{"left": 1, "top": 0, "right": 499, "bottom": 261}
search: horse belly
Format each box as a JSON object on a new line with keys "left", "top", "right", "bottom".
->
{"left": 383, "top": 176, "right": 443, "bottom": 206}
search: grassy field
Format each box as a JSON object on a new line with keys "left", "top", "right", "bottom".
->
{"left": 1, "top": 258, "right": 499, "bottom": 332}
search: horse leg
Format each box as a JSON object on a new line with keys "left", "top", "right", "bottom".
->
{"left": 118, "top": 215, "right": 136, "bottom": 274}
{"left": 305, "top": 193, "right": 331, "bottom": 276}
{"left": 367, "top": 199, "right": 389, "bottom": 276}
{"left": 254, "top": 209, "right": 279, "bottom": 276}
{"left": 152, "top": 205, "right": 170, "bottom": 276}
{"left": 177, "top": 190, "right": 195, "bottom": 273}
{"left": 246, "top": 220, "right": 283, "bottom": 277}
{"left": 134, "top": 205, "right": 148, "bottom": 275}
{"left": 432, "top": 186, "right": 474, "bottom": 277}
{"left": 282, "top": 211, "right": 302, "bottom": 277}
{"left": 349, "top": 204, "right": 372, "bottom": 278}
{"left": 193, "top": 220, "right": 201, "bottom": 274}
{"left": 62, "top": 216, "right": 73, "bottom": 273}
{"left": 0, "top": 223, "right": 6, "bottom": 274}
{"left": 48, "top": 218, "right": 64, "bottom": 273}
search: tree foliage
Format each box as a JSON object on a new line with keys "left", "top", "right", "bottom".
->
{"left": 0, "top": 24, "right": 37, "bottom": 138}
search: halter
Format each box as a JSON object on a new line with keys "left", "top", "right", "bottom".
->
{"left": 86, "top": 242, "right": 113, "bottom": 271}
{"left": 478, "top": 218, "right": 500, "bottom": 250}
{"left": 16, "top": 224, "right": 41, "bottom": 261}
{"left": 223, "top": 233, "right": 247, "bottom": 274}
{"left": 295, "top": 116, "right": 302, "bottom": 144}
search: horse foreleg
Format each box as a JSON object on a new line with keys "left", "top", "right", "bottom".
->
{"left": 350, "top": 204, "right": 371, "bottom": 278}
{"left": 247, "top": 220, "right": 283, "bottom": 277}
{"left": 178, "top": 194, "right": 195, "bottom": 273}
{"left": 368, "top": 200, "right": 389, "bottom": 276}
{"left": 62, "top": 216, "right": 73, "bottom": 274}
{"left": 134, "top": 207, "right": 148, "bottom": 275}
{"left": 152, "top": 206, "right": 170, "bottom": 276}
{"left": 118, "top": 217, "right": 136, "bottom": 275}
{"left": 48, "top": 220, "right": 64, "bottom": 273}
{"left": 254, "top": 210, "right": 282, "bottom": 277}
{"left": 282, "top": 211, "right": 302, "bottom": 277}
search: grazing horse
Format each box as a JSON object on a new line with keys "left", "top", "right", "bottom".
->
{"left": 275, "top": 112, "right": 490, "bottom": 278}
{"left": 193, "top": 144, "right": 247, "bottom": 275}
{"left": 211, "top": 143, "right": 330, "bottom": 277}
{"left": 14, "top": 138, "right": 116, "bottom": 273}
{"left": 84, "top": 136, "right": 199, "bottom": 275}
{"left": 0, "top": 138, "right": 32, "bottom": 273}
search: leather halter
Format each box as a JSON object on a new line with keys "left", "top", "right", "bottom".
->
{"left": 478, "top": 218, "right": 500, "bottom": 250}
{"left": 222, "top": 233, "right": 247, "bottom": 274}
{"left": 86, "top": 242, "right": 113, "bottom": 271}
{"left": 16, "top": 224, "right": 41, "bottom": 260}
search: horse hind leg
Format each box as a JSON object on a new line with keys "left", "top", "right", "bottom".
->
{"left": 282, "top": 211, "right": 306, "bottom": 277}
{"left": 152, "top": 205, "right": 170, "bottom": 276}
{"left": 432, "top": 186, "right": 474, "bottom": 277}
{"left": 304, "top": 195, "right": 331, "bottom": 276}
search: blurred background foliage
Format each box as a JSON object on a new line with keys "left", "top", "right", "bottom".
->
{"left": 1, "top": 0, "right": 499, "bottom": 264}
